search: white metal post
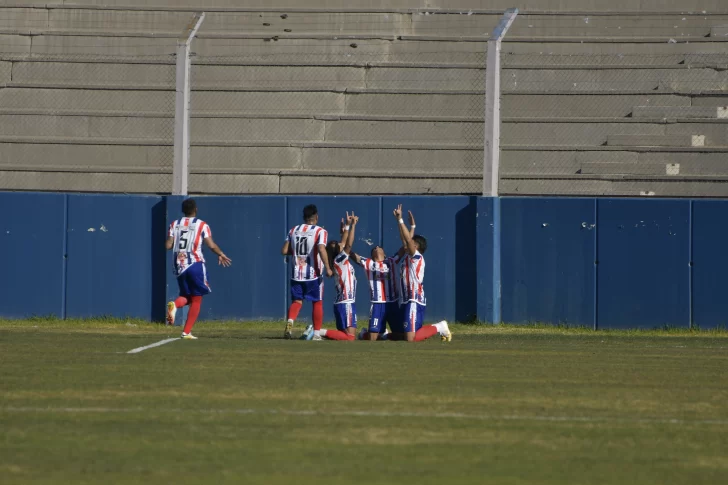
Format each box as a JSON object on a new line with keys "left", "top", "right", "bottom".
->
{"left": 483, "top": 8, "right": 518, "bottom": 197}
{"left": 173, "top": 12, "right": 205, "bottom": 196}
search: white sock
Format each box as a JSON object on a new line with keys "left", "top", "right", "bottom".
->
{"left": 434, "top": 321, "right": 449, "bottom": 334}
{"left": 316, "top": 329, "right": 327, "bottom": 337}
{"left": 287, "top": 319, "right": 294, "bottom": 324}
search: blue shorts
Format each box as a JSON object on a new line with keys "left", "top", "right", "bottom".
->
{"left": 177, "top": 262, "right": 210, "bottom": 297}
{"left": 369, "top": 301, "right": 402, "bottom": 334}
{"left": 291, "top": 278, "right": 323, "bottom": 302}
{"left": 334, "top": 302, "right": 357, "bottom": 331}
{"left": 402, "top": 301, "right": 426, "bottom": 333}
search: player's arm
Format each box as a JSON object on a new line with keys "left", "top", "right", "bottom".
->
{"left": 342, "top": 212, "right": 357, "bottom": 254}
{"left": 165, "top": 223, "right": 175, "bottom": 250}
{"left": 203, "top": 236, "right": 232, "bottom": 267}
{"left": 350, "top": 251, "right": 363, "bottom": 265}
{"left": 394, "top": 204, "right": 417, "bottom": 257}
{"left": 281, "top": 240, "right": 290, "bottom": 256}
{"left": 318, "top": 243, "right": 332, "bottom": 277}
{"left": 408, "top": 210, "right": 416, "bottom": 238}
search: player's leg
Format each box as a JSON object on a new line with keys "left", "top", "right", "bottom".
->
{"left": 308, "top": 277, "right": 325, "bottom": 337}
{"left": 286, "top": 280, "right": 304, "bottom": 339}
{"left": 319, "top": 303, "right": 355, "bottom": 341}
{"left": 360, "top": 303, "right": 385, "bottom": 340}
{"left": 181, "top": 263, "right": 211, "bottom": 339}
{"left": 345, "top": 302, "right": 357, "bottom": 337}
{"left": 167, "top": 271, "right": 193, "bottom": 325}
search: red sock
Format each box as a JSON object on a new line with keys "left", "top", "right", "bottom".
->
{"left": 174, "top": 296, "right": 188, "bottom": 308}
{"left": 312, "top": 301, "right": 323, "bottom": 331}
{"left": 324, "top": 329, "right": 355, "bottom": 341}
{"left": 287, "top": 301, "right": 302, "bottom": 321}
{"left": 183, "top": 295, "right": 202, "bottom": 335}
{"left": 414, "top": 325, "right": 438, "bottom": 342}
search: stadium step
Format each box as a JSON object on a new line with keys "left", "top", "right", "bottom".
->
{"left": 632, "top": 106, "right": 728, "bottom": 119}
{"left": 607, "top": 134, "right": 708, "bottom": 147}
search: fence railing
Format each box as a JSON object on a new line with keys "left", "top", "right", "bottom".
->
{"left": 0, "top": 7, "right": 726, "bottom": 197}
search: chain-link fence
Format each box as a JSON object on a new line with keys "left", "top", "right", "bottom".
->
{"left": 188, "top": 12, "right": 493, "bottom": 195}
{"left": 1, "top": 6, "right": 726, "bottom": 197}
{"left": 499, "top": 47, "right": 728, "bottom": 197}
{"left": 0, "top": 10, "right": 178, "bottom": 194}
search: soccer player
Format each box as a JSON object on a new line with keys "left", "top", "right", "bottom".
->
{"left": 281, "top": 204, "right": 333, "bottom": 339}
{"left": 393, "top": 204, "right": 452, "bottom": 342}
{"left": 305, "top": 212, "right": 359, "bottom": 341}
{"left": 165, "top": 198, "right": 232, "bottom": 339}
{"left": 350, "top": 213, "right": 416, "bottom": 341}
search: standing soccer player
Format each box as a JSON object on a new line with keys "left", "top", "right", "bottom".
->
{"left": 393, "top": 204, "right": 451, "bottom": 342}
{"left": 281, "top": 204, "right": 333, "bottom": 339}
{"left": 165, "top": 198, "right": 232, "bottom": 339}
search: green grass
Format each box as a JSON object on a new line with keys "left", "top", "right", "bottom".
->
{"left": 1, "top": 320, "right": 728, "bottom": 485}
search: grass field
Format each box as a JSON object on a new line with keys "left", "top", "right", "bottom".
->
{"left": 1, "top": 319, "right": 727, "bottom": 485}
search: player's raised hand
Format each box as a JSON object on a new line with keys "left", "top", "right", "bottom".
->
{"left": 408, "top": 210, "right": 416, "bottom": 227}
{"left": 218, "top": 254, "right": 232, "bottom": 267}
{"left": 340, "top": 217, "right": 346, "bottom": 235}
{"left": 393, "top": 204, "right": 403, "bottom": 219}
{"left": 351, "top": 212, "right": 359, "bottom": 225}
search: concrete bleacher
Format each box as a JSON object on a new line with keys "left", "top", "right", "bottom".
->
{"left": 0, "top": 1, "right": 726, "bottom": 195}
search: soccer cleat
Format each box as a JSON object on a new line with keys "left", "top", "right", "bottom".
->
{"left": 439, "top": 322, "right": 452, "bottom": 342}
{"left": 284, "top": 321, "right": 293, "bottom": 339}
{"left": 300, "top": 324, "right": 314, "bottom": 340}
{"left": 166, "top": 301, "right": 177, "bottom": 326}
{"left": 181, "top": 332, "right": 198, "bottom": 340}
{"left": 312, "top": 334, "right": 323, "bottom": 341}
{"left": 357, "top": 328, "right": 367, "bottom": 340}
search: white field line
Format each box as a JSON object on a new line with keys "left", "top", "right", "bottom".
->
{"left": 127, "top": 337, "right": 180, "bottom": 354}
{"left": 2, "top": 406, "right": 728, "bottom": 426}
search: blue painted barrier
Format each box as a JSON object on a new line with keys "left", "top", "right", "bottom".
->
{"left": 501, "top": 198, "right": 596, "bottom": 327}
{"left": 0, "top": 192, "right": 66, "bottom": 318}
{"left": 691, "top": 200, "right": 728, "bottom": 329}
{"left": 596, "top": 199, "right": 690, "bottom": 329}
{"left": 66, "top": 194, "right": 165, "bottom": 320}
{"left": 2, "top": 192, "right": 726, "bottom": 329}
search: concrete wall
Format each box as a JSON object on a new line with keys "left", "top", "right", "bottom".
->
{"left": 2, "top": 192, "right": 727, "bottom": 329}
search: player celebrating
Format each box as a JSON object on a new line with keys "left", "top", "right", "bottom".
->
{"left": 393, "top": 204, "right": 452, "bottom": 342}
{"left": 351, "top": 213, "right": 416, "bottom": 341}
{"left": 304, "top": 212, "right": 359, "bottom": 341}
{"left": 281, "top": 204, "right": 333, "bottom": 339}
{"left": 165, "top": 198, "right": 232, "bottom": 339}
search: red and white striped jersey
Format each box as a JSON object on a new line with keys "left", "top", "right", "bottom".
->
{"left": 287, "top": 224, "right": 328, "bottom": 281}
{"left": 169, "top": 217, "right": 211, "bottom": 276}
{"left": 333, "top": 251, "right": 357, "bottom": 304}
{"left": 399, "top": 251, "right": 426, "bottom": 305}
{"left": 359, "top": 257, "right": 399, "bottom": 303}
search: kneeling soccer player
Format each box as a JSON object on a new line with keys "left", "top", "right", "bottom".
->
{"left": 350, "top": 211, "right": 417, "bottom": 341}
{"left": 165, "top": 198, "right": 232, "bottom": 339}
{"left": 392, "top": 204, "right": 451, "bottom": 342}
{"left": 304, "top": 212, "right": 359, "bottom": 341}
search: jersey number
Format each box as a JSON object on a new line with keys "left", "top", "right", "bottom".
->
{"left": 178, "top": 230, "right": 191, "bottom": 250}
{"left": 295, "top": 236, "right": 309, "bottom": 256}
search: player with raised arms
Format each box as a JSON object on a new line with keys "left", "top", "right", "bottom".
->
{"left": 393, "top": 204, "right": 452, "bottom": 342}
{"left": 350, "top": 212, "right": 416, "bottom": 341}
{"left": 302, "top": 211, "right": 360, "bottom": 341}
{"left": 281, "top": 204, "right": 333, "bottom": 339}
{"left": 165, "top": 198, "right": 232, "bottom": 339}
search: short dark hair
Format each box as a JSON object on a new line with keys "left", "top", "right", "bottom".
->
{"left": 303, "top": 204, "right": 318, "bottom": 222}
{"left": 413, "top": 235, "right": 427, "bottom": 254}
{"left": 182, "top": 198, "right": 197, "bottom": 216}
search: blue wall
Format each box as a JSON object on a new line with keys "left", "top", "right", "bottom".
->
{"left": 1, "top": 192, "right": 725, "bottom": 329}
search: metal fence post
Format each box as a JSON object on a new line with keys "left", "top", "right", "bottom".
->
{"left": 483, "top": 8, "right": 518, "bottom": 197}
{"left": 173, "top": 12, "right": 205, "bottom": 196}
